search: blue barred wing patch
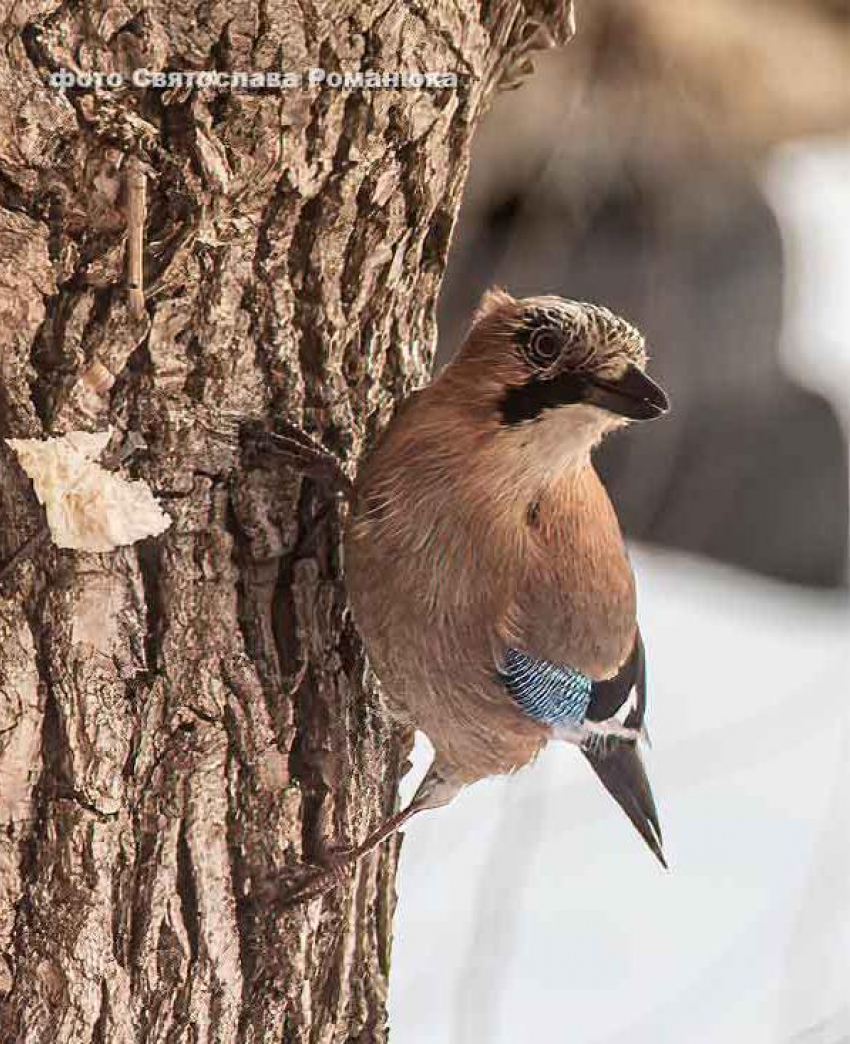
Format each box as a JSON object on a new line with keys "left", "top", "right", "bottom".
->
{"left": 499, "top": 648, "right": 593, "bottom": 726}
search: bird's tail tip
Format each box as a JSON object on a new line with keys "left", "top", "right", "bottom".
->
{"left": 583, "top": 740, "right": 667, "bottom": 868}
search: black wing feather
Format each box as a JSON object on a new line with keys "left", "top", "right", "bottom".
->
{"left": 583, "top": 741, "right": 666, "bottom": 867}
{"left": 584, "top": 629, "right": 665, "bottom": 867}
{"left": 585, "top": 629, "right": 645, "bottom": 723}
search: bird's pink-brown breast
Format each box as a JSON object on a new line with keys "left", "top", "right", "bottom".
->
{"left": 511, "top": 467, "right": 637, "bottom": 679}
{"left": 343, "top": 397, "right": 550, "bottom": 779}
{"left": 343, "top": 396, "right": 637, "bottom": 784}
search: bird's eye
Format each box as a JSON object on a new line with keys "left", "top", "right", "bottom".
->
{"left": 527, "top": 327, "right": 563, "bottom": 368}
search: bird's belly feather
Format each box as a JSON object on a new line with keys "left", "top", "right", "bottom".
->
{"left": 343, "top": 458, "right": 635, "bottom": 782}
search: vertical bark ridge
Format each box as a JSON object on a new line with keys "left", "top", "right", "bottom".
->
{"left": 0, "top": 2, "right": 573, "bottom": 1039}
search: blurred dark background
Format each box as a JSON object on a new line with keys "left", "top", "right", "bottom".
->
{"left": 438, "top": 0, "right": 850, "bottom": 587}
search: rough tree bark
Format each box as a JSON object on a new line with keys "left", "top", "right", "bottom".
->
{"left": 0, "top": 2, "right": 573, "bottom": 1041}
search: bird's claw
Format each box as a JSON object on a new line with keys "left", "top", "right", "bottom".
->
{"left": 277, "top": 863, "right": 354, "bottom": 908}
{"left": 239, "top": 421, "right": 354, "bottom": 500}
{"left": 250, "top": 856, "right": 356, "bottom": 911}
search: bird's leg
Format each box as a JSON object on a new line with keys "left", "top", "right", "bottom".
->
{"left": 240, "top": 420, "right": 354, "bottom": 502}
{"left": 271, "top": 769, "right": 459, "bottom": 908}
{"left": 276, "top": 804, "right": 421, "bottom": 908}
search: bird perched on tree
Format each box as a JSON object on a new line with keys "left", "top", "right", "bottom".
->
{"left": 250, "top": 288, "right": 669, "bottom": 902}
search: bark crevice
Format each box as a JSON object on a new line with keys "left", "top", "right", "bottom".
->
{"left": 0, "top": 3, "right": 574, "bottom": 1040}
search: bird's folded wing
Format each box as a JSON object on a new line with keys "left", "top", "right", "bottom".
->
{"left": 498, "top": 648, "right": 592, "bottom": 726}
{"left": 496, "top": 630, "right": 666, "bottom": 867}
{"left": 498, "top": 629, "right": 646, "bottom": 730}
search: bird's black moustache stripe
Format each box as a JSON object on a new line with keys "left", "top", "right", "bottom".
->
{"left": 500, "top": 365, "right": 669, "bottom": 425}
{"left": 499, "top": 372, "right": 586, "bottom": 425}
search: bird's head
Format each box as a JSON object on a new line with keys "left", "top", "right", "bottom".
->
{"left": 442, "top": 288, "right": 669, "bottom": 473}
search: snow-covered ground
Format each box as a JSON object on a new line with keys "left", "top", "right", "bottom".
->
{"left": 389, "top": 138, "right": 850, "bottom": 1044}
{"left": 390, "top": 551, "right": 850, "bottom": 1044}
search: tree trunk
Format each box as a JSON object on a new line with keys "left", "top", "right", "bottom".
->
{"left": 0, "top": 2, "right": 572, "bottom": 1041}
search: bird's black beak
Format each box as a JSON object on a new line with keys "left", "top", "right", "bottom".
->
{"left": 583, "top": 364, "right": 669, "bottom": 421}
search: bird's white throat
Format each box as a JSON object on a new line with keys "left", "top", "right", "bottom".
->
{"left": 495, "top": 404, "right": 618, "bottom": 493}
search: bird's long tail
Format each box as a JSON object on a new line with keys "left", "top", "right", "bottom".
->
{"left": 583, "top": 742, "right": 666, "bottom": 868}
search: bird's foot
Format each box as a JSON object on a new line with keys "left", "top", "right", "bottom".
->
{"left": 257, "top": 858, "right": 355, "bottom": 910}
{"left": 256, "top": 772, "right": 459, "bottom": 909}
{"left": 240, "top": 419, "right": 354, "bottom": 501}
{"left": 265, "top": 796, "right": 437, "bottom": 908}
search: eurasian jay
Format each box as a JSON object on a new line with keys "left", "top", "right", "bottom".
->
{"left": 251, "top": 288, "right": 669, "bottom": 902}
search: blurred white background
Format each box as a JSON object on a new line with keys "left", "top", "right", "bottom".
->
{"left": 388, "top": 137, "right": 850, "bottom": 1044}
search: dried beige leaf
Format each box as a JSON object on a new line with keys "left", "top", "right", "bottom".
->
{"left": 6, "top": 429, "right": 172, "bottom": 552}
